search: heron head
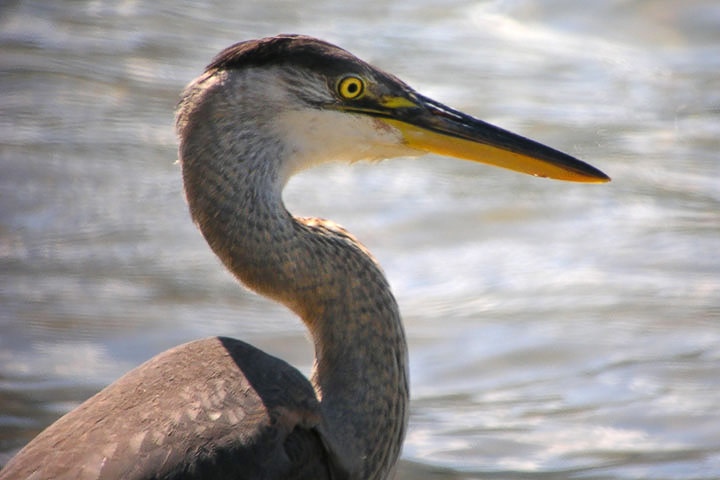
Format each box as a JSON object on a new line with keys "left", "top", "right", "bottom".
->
{"left": 182, "top": 34, "right": 609, "bottom": 184}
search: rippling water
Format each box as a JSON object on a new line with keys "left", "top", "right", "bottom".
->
{"left": 1, "top": 0, "right": 719, "bottom": 478}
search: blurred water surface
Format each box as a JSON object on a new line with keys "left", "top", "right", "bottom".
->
{"left": 1, "top": 0, "right": 719, "bottom": 478}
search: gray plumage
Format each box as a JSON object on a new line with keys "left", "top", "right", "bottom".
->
{"left": 1, "top": 35, "right": 410, "bottom": 480}
{"left": 1, "top": 33, "right": 609, "bottom": 480}
{"left": 1, "top": 337, "right": 339, "bottom": 479}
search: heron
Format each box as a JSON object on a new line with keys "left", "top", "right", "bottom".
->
{"left": 0, "top": 34, "right": 609, "bottom": 480}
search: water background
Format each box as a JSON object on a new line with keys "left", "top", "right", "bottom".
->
{"left": 1, "top": 1, "right": 719, "bottom": 478}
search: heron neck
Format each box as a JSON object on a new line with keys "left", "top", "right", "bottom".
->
{"left": 178, "top": 118, "right": 408, "bottom": 478}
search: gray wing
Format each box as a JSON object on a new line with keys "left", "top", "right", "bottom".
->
{"left": 0, "top": 337, "right": 347, "bottom": 480}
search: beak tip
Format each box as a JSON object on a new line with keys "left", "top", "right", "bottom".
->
{"left": 586, "top": 168, "right": 612, "bottom": 184}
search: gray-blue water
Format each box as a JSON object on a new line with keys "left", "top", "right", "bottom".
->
{"left": 1, "top": 1, "right": 719, "bottom": 478}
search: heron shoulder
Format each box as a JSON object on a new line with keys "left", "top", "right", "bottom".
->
{"left": 0, "top": 337, "right": 346, "bottom": 480}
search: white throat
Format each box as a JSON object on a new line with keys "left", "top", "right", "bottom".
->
{"left": 274, "top": 109, "right": 423, "bottom": 184}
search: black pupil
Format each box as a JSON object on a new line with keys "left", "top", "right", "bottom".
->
{"left": 347, "top": 82, "right": 358, "bottom": 94}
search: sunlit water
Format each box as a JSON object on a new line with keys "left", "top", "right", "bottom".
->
{"left": 1, "top": 1, "right": 719, "bottom": 478}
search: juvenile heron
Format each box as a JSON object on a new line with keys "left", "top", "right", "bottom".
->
{"left": 0, "top": 35, "right": 609, "bottom": 479}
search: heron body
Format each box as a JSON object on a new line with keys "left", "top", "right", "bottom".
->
{"left": 0, "top": 35, "right": 608, "bottom": 480}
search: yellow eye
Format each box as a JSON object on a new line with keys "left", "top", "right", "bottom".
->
{"left": 337, "top": 75, "right": 365, "bottom": 100}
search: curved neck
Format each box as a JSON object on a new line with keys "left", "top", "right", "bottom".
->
{"left": 177, "top": 77, "right": 409, "bottom": 479}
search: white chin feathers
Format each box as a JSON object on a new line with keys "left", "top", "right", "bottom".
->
{"left": 275, "top": 109, "right": 423, "bottom": 180}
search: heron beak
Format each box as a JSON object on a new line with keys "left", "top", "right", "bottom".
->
{"left": 376, "top": 94, "right": 610, "bottom": 183}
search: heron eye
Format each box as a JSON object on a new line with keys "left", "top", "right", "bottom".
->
{"left": 337, "top": 76, "right": 365, "bottom": 100}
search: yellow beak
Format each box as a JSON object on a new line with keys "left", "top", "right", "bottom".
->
{"left": 371, "top": 94, "right": 610, "bottom": 183}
